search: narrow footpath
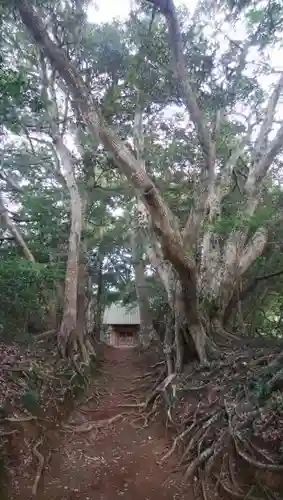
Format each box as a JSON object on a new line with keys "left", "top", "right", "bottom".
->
{"left": 13, "top": 347, "right": 190, "bottom": 499}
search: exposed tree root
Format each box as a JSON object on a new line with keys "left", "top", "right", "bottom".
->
{"left": 234, "top": 435, "right": 283, "bottom": 471}
{"left": 0, "top": 429, "right": 19, "bottom": 436}
{"left": 6, "top": 415, "right": 37, "bottom": 423}
{"left": 159, "top": 426, "right": 192, "bottom": 464}
{"left": 130, "top": 396, "right": 161, "bottom": 428}
{"left": 139, "top": 348, "right": 283, "bottom": 500}
{"left": 116, "top": 403, "right": 144, "bottom": 409}
{"left": 218, "top": 478, "right": 249, "bottom": 499}
{"left": 32, "top": 438, "right": 44, "bottom": 496}
{"left": 34, "top": 329, "right": 56, "bottom": 342}
{"left": 150, "top": 361, "right": 165, "bottom": 369}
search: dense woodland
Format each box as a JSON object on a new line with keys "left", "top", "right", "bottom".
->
{"left": 1, "top": 0, "right": 283, "bottom": 498}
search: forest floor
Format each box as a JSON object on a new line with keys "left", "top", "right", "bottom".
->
{"left": 4, "top": 340, "right": 283, "bottom": 500}
{"left": 8, "top": 346, "right": 191, "bottom": 500}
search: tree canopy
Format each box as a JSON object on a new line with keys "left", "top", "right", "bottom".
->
{"left": 1, "top": 0, "right": 283, "bottom": 498}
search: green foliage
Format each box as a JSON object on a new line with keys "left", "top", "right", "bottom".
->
{"left": 0, "top": 259, "right": 60, "bottom": 341}
{"left": 0, "top": 0, "right": 282, "bottom": 346}
{"left": 0, "top": 60, "right": 44, "bottom": 131}
{"left": 21, "top": 389, "right": 42, "bottom": 416}
{"left": 248, "top": 360, "right": 282, "bottom": 402}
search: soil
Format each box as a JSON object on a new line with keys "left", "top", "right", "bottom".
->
{"left": 10, "top": 346, "right": 191, "bottom": 500}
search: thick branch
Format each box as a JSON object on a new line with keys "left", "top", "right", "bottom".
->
{"left": 238, "top": 227, "right": 268, "bottom": 276}
{"left": 146, "top": 0, "right": 214, "bottom": 174}
{"left": 246, "top": 123, "right": 283, "bottom": 190}
{"left": 0, "top": 194, "right": 35, "bottom": 261}
{"left": 146, "top": 236, "right": 172, "bottom": 299}
{"left": 254, "top": 72, "right": 283, "bottom": 158}
{"left": 246, "top": 73, "right": 283, "bottom": 192}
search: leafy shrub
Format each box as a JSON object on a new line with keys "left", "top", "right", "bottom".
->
{"left": 0, "top": 258, "right": 61, "bottom": 342}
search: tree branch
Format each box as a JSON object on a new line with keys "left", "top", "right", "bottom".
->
{"left": 255, "top": 268, "right": 283, "bottom": 282}
{"left": 0, "top": 193, "right": 35, "bottom": 261}
{"left": 246, "top": 122, "right": 283, "bottom": 191}
{"left": 238, "top": 227, "right": 268, "bottom": 276}
{"left": 246, "top": 72, "right": 283, "bottom": 192}
{"left": 254, "top": 72, "right": 283, "bottom": 159}
{"left": 29, "top": 135, "right": 67, "bottom": 187}
{"left": 146, "top": 0, "right": 214, "bottom": 175}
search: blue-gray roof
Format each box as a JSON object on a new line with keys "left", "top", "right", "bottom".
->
{"left": 103, "top": 303, "right": 140, "bottom": 325}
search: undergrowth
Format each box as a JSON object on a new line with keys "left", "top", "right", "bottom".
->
{"left": 135, "top": 345, "right": 283, "bottom": 500}
{"left": 0, "top": 339, "right": 98, "bottom": 497}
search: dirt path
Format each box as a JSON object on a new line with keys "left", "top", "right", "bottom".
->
{"left": 12, "top": 347, "right": 190, "bottom": 499}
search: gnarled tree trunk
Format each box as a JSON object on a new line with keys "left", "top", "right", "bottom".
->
{"left": 16, "top": 0, "right": 206, "bottom": 362}
{"left": 53, "top": 137, "right": 84, "bottom": 359}
{"left": 16, "top": 0, "right": 283, "bottom": 367}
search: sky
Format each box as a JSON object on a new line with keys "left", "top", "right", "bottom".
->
{"left": 87, "top": 0, "right": 282, "bottom": 88}
{"left": 87, "top": 0, "right": 198, "bottom": 24}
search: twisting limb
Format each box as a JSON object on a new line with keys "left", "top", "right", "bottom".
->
{"left": 253, "top": 72, "right": 283, "bottom": 160}
{"left": 146, "top": 0, "right": 214, "bottom": 174}
{"left": 0, "top": 193, "right": 35, "bottom": 262}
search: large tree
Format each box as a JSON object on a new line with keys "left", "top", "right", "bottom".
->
{"left": 11, "top": 0, "right": 283, "bottom": 366}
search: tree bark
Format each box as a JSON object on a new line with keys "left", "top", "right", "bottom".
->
{"left": 164, "top": 309, "right": 174, "bottom": 375}
{"left": 0, "top": 194, "right": 35, "bottom": 262}
{"left": 132, "top": 105, "right": 159, "bottom": 348}
{"left": 131, "top": 231, "right": 157, "bottom": 347}
{"left": 77, "top": 246, "right": 87, "bottom": 339}
{"left": 53, "top": 137, "right": 84, "bottom": 359}
{"left": 14, "top": 0, "right": 230, "bottom": 364}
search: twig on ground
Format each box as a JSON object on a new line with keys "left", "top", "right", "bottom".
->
{"left": 32, "top": 438, "right": 44, "bottom": 496}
